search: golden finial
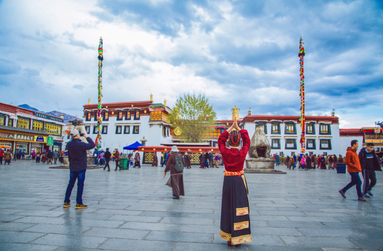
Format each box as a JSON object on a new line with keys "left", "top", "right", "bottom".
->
{"left": 164, "top": 99, "right": 167, "bottom": 106}
{"left": 150, "top": 93, "right": 153, "bottom": 101}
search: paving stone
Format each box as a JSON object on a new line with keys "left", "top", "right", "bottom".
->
{"left": 32, "top": 233, "right": 107, "bottom": 248}
{"left": 120, "top": 222, "right": 180, "bottom": 231}
{"left": 82, "top": 227, "right": 149, "bottom": 239}
{"left": 107, "top": 215, "right": 162, "bottom": 222}
{"left": 280, "top": 236, "right": 358, "bottom": 248}
{"left": 23, "top": 223, "right": 91, "bottom": 235}
{"left": 0, "top": 222, "right": 35, "bottom": 231}
{"left": 146, "top": 231, "right": 212, "bottom": 243}
{"left": 0, "top": 242, "right": 58, "bottom": 251}
{"left": 248, "top": 246, "right": 323, "bottom": 251}
{"left": 99, "top": 239, "right": 175, "bottom": 251}
{"left": 174, "top": 242, "right": 248, "bottom": 250}
{"left": 14, "top": 216, "right": 72, "bottom": 225}
{"left": 0, "top": 230, "right": 45, "bottom": 243}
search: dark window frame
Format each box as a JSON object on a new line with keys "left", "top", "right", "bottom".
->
{"left": 94, "top": 111, "right": 98, "bottom": 121}
{"left": 285, "top": 139, "right": 297, "bottom": 149}
{"left": 85, "top": 111, "right": 91, "bottom": 121}
{"left": 319, "top": 123, "right": 331, "bottom": 135}
{"left": 125, "top": 110, "right": 131, "bottom": 120}
{"left": 85, "top": 126, "right": 90, "bottom": 134}
{"left": 124, "top": 125, "right": 130, "bottom": 134}
{"left": 285, "top": 123, "right": 296, "bottom": 134}
{"left": 103, "top": 111, "right": 109, "bottom": 121}
{"left": 93, "top": 125, "right": 98, "bottom": 134}
{"left": 306, "top": 139, "right": 316, "bottom": 149}
{"left": 134, "top": 110, "right": 140, "bottom": 120}
{"left": 306, "top": 123, "right": 315, "bottom": 135}
{"left": 271, "top": 123, "right": 280, "bottom": 134}
{"left": 117, "top": 111, "right": 123, "bottom": 121}
{"left": 102, "top": 125, "right": 108, "bottom": 134}
{"left": 320, "top": 139, "right": 332, "bottom": 150}
{"left": 115, "top": 126, "right": 122, "bottom": 134}
{"left": 133, "top": 125, "right": 139, "bottom": 134}
{"left": 271, "top": 138, "right": 281, "bottom": 149}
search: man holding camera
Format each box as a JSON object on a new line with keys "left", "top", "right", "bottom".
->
{"left": 63, "top": 129, "right": 95, "bottom": 209}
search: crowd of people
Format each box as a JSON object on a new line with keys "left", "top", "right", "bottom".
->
{"left": 0, "top": 148, "right": 65, "bottom": 165}
{"left": 277, "top": 153, "right": 345, "bottom": 171}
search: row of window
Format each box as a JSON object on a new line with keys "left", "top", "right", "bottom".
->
{"left": 85, "top": 125, "right": 140, "bottom": 135}
{"left": 257, "top": 122, "right": 331, "bottom": 135}
{"left": 271, "top": 139, "right": 332, "bottom": 150}
{"left": 85, "top": 110, "right": 141, "bottom": 122}
{"left": 0, "top": 115, "right": 62, "bottom": 136}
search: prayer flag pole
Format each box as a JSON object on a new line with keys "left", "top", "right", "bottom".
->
{"left": 298, "top": 37, "right": 306, "bottom": 154}
{"left": 96, "top": 37, "right": 103, "bottom": 150}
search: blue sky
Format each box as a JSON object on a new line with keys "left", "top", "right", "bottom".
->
{"left": 0, "top": 0, "right": 382, "bottom": 128}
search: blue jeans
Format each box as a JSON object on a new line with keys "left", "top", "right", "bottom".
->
{"left": 64, "top": 169, "right": 86, "bottom": 204}
{"left": 342, "top": 172, "right": 362, "bottom": 198}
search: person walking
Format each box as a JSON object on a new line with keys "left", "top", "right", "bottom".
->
{"left": 4, "top": 149, "right": 11, "bottom": 165}
{"left": 204, "top": 151, "right": 209, "bottom": 168}
{"left": 275, "top": 153, "right": 280, "bottom": 166}
{"left": 0, "top": 148, "right": 4, "bottom": 165}
{"left": 31, "top": 150, "right": 36, "bottom": 160}
{"left": 286, "top": 155, "right": 291, "bottom": 169}
{"left": 320, "top": 155, "right": 326, "bottom": 169}
{"left": 63, "top": 129, "right": 95, "bottom": 209}
{"left": 311, "top": 155, "right": 316, "bottom": 169}
{"left": 164, "top": 146, "right": 185, "bottom": 199}
{"left": 300, "top": 154, "right": 306, "bottom": 170}
{"left": 328, "top": 155, "right": 334, "bottom": 170}
{"left": 36, "top": 151, "right": 41, "bottom": 163}
{"left": 47, "top": 150, "right": 54, "bottom": 164}
{"left": 134, "top": 152, "right": 141, "bottom": 168}
{"left": 53, "top": 150, "right": 59, "bottom": 164}
{"left": 152, "top": 152, "right": 158, "bottom": 167}
{"left": 184, "top": 152, "right": 191, "bottom": 169}
{"left": 99, "top": 150, "right": 105, "bottom": 165}
{"left": 103, "top": 148, "right": 111, "bottom": 171}
{"left": 114, "top": 149, "right": 121, "bottom": 171}
{"left": 359, "top": 143, "right": 382, "bottom": 198}
{"left": 339, "top": 140, "right": 366, "bottom": 202}
{"left": 209, "top": 151, "right": 214, "bottom": 168}
{"left": 292, "top": 153, "right": 297, "bottom": 169}
{"left": 218, "top": 117, "right": 252, "bottom": 246}
{"left": 306, "top": 154, "right": 311, "bottom": 171}
{"left": 215, "top": 154, "right": 221, "bottom": 168}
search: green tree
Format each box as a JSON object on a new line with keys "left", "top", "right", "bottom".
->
{"left": 169, "top": 94, "right": 217, "bottom": 143}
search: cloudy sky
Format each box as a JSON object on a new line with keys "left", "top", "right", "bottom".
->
{"left": 0, "top": 0, "right": 382, "bottom": 128}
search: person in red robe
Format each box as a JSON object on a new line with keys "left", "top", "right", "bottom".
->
{"left": 218, "top": 117, "right": 252, "bottom": 246}
{"left": 152, "top": 152, "right": 158, "bottom": 167}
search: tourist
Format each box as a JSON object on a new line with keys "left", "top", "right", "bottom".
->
{"left": 338, "top": 140, "right": 366, "bottom": 202}
{"left": 47, "top": 150, "right": 54, "bottom": 164}
{"left": 209, "top": 151, "right": 214, "bottom": 168}
{"left": 300, "top": 154, "right": 306, "bottom": 170}
{"left": 215, "top": 154, "right": 221, "bottom": 168}
{"left": 218, "top": 117, "right": 252, "bottom": 246}
{"left": 184, "top": 152, "right": 191, "bottom": 169}
{"left": 93, "top": 148, "right": 99, "bottom": 165}
{"left": 112, "top": 151, "right": 115, "bottom": 162}
{"left": 338, "top": 154, "right": 344, "bottom": 163}
{"left": 320, "top": 155, "right": 326, "bottom": 169}
{"left": 0, "top": 148, "right": 3, "bottom": 165}
{"left": 359, "top": 143, "right": 381, "bottom": 198}
{"left": 164, "top": 146, "right": 185, "bottom": 199}
{"left": 298, "top": 154, "right": 302, "bottom": 169}
{"left": 199, "top": 153, "right": 206, "bottom": 168}
{"left": 4, "top": 149, "right": 11, "bottom": 165}
{"left": 31, "top": 150, "right": 36, "bottom": 160}
{"left": 134, "top": 152, "right": 141, "bottom": 168}
{"left": 59, "top": 151, "right": 64, "bottom": 164}
{"left": 292, "top": 153, "right": 296, "bottom": 169}
{"left": 317, "top": 154, "right": 321, "bottom": 169}
{"left": 285, "top": 155, "right": 291, "bottom": 169}
{"left": 53, "top": 150, "right": 59, "bottom": 164}
{"left": 99, "top": 150, "right": 105, "bottom": 165}
{"left": 104, "top": 148, "right": 111, "bottom": 171}
{"left": 63, "top": 129, "right": 95, "bottom": 209}
{"left": 114, "top": 148, "right": 121, "bottom": 171}
{"left": 275, "top": 153, "right": 280, "bottom": 166}
{"left": 306, "top": 154, "right": 311, "bottom": 171}
{"left": 204, "top": 151, "right": 209, "bottom": 168}
{"left": 36, "top": 151, "right": 41, "bottom": 163}
{"left": 311, "top": 154, "right": 316, "bottom": 169}
{"left": 328, "top": 155, "right": 334, "bottom": 169}
{"left": 152, "top": 152, "right": 158, "bottom": 167}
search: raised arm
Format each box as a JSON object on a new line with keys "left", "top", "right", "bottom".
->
{"left": 218, "top": 130, "right": 229, "bottom": 154}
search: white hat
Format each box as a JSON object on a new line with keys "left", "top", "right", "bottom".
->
{"left": 71, "top": 129, "right": 80, "bottom": 136}
{"left": 171, "top": 145, "right": 179, "bottom": 152}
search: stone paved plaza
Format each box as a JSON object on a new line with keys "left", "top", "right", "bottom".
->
{"left": 0, "top": 160, "right": 382, "bottom": 251}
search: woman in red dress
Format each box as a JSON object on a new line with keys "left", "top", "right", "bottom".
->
{"left": 218, "top": 118, "right": 252, "bottom": 246}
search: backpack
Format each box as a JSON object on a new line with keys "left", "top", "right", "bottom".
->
{"left": 174, "top": 155, "right": 184, "bottom": 172}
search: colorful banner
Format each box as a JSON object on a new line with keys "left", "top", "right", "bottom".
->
{"left": 96, "top": 37, "right": 103, "bottom": 150}
{"left": 298, "top": 37, "right": 306, "bottom": 153}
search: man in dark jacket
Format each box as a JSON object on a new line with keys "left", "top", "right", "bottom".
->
{"left": 359, "top": 143, "right": 381, "bottom": 198}
{"left": 63, "top": 129, "right": 95, "bottom": 209}
{"left": 104, "top": 148, "right": 111, "bottom": 171}
{"left": 47, "top": 150, "right": 54, "bottom": 164}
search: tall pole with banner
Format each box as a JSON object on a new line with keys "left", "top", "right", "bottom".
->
{"left": 298, "top": 37, "right": 306, "bottom": 154}
{"left": 96, "top": 37, "right": 103, "bottom": 150}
